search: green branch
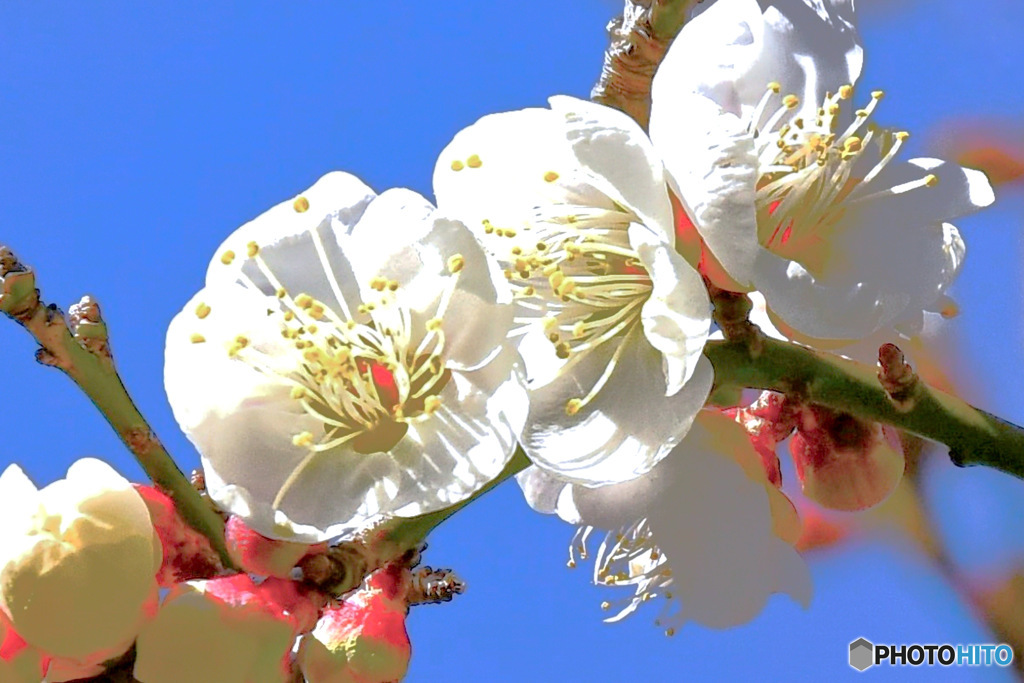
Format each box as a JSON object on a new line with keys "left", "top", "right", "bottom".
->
{"left": 705, "top": 337, "right": 1024, "bottom": 480}
{"left": 0, "top": 247, "right": 235, "bottom": 569}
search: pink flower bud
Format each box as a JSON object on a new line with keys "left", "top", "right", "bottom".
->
{"left": 134, "top": 574, "right": 327, "bottom": 683}
{"left": 135, "top": 484, "right": 222, "bottom": 585}
{"left": 297, "top": 565, "right": 412, "bottom": 683}
{"left": 225, "top": 515, "right": 327, "bottom": 579}
{"left": 789, "top": 405, "right": 905, "bottom": 511}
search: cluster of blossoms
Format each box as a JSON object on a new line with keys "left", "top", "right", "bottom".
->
{"left": 0, "top": 0, "right": 996, "bottom": 679}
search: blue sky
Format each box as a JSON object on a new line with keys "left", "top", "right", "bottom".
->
{"left": 1, "top": 1, "right": 1023, "bottom": 680}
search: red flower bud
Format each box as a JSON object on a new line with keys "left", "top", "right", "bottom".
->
{"left": 789, "top": 405, "right": 904, "bottom": 511}
{"left": 225, "top": 515, "right": 327, "bottom": 579}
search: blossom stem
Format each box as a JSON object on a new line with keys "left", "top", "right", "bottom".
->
{"left": 704, "top": 337, "right": 1024, "bottom": 480}
{"left": 0, "top": 246, "right": 235, "bottom": 569}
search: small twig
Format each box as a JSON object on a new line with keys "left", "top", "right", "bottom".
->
{"left": 706, "top": 278, "right": 764, "bottom": 353}
{"left": 0, "top": 245, "right": 234, "bottom": 569}
{"left": 877, "top": 342, "right": 920, "bottom": 411}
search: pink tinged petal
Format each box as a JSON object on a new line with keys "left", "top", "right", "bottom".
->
{"left": 628, "top": 223, "right": 712, "bottom": 395}
{"left": 650, "top": 95, "right": 761, "bottom": 287}
{"left": 520, "top": 326, "right": 714, "bottom": 486}
{"left": 432, "top": 107, "right": 616, "bottom": 235}
{"left": 549, "top": 96, "right": 675, "bottom": 243}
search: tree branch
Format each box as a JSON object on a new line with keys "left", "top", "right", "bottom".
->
{"left": 0, "top": 246, "right": 235, "bottom": 569}
{"left": 591, "top": 0, "right": 702, "bottom": 129}
{"left": 705, "top": 337, "right": 1024, "bottom": 480}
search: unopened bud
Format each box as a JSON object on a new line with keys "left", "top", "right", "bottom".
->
{"left": 789, "top": 405, "right": 904, "bottom": 511}
{"left": 225, "top": 515, "right": 327, "bottom": 579}
{"left": 135, "top": 484, "right": 222, "bottom": 585}
{"left": 297, "top": 565, "right": 412, "bottom": 683}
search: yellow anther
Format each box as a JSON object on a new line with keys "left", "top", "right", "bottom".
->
{"left": 309, "top": 304, "right": 325, "bottom": 319}
{"left": 466, "top": 154, "right": 482, "bottom": 168}
{"left": 426, "top": 317, "right": 443, "bottom": 332}
{"left": 665, "top": 628, "right": 676, "bottom": 637}
{"left": 565, "top": 398, "right": 583, "bottom": 416}
{"left": 234, "top": 335, "right": 250, "bottom": 348}
{"left": 600, "top": 601, "right": 611, "bottom": 611}
{"left": 450, "top": 159, "right": 465, "bottom": 172}
{"left": 557, "top": 278, "right": 577, "bottom": 297}
{"left": 370, "top": 276, "right": 388, "bottom": 291}
{"left": 292, "top": 431, "right": 314, "bottom": 447}
{"left": 871, "top": 90, "right": 885, "bottom": 99}
{"left": 566, "top": 559, "right": 576, "bottom": 569}
{"left": 924, "top": 174, "right": 939, "bottom": 187}
{"left": 246, "top": 241, "right": 259, "bottom": 258}
{"left": 838, "top": 84, "right": 854, "bottom": 99}
{"left": 503, "top": 228, "right": 517, "bottom": 238}
{"left": 303, "top": 349, "right": 321, "bottom": 363}
{"left": 275, "top": 287, "right": 286, "bottom": 299}
{"left": 511, "top": 246, "right": 523, "bottom": 256}
{"left": 895, "top": 131, "right": 910, "bottom": 141}
{"left": 522, "top": 285, "right": 535, "bottom": 296}
{"left": 572, "top": 321, "right": 586, "bottom": 339}
{"left": 543, "top": 171, "right": 560, "bottom": 183}
{"left": 940, "top": 300, "right": 960, "bottom": 318}
{"left": 555, "top": 342, "right": 571, "bottom": 359}
{"left": 782, "top": 94, "right": 799, "bottom": 109}
{"left": 283, "top": 310, "right": 295, "bottom": 322}
{"left": 294, "top": 293, "right": 314, "bottom": 309}
{"left": 767, "top": 81, "right": 781, "bottom": 93}
{"left": 541, "top": 316, "right": 559, "bottom": 332}
{"left": 190, "top": 333, "right": 206, "bottom": 344}
{"left": 548, "top": 270, "right": 565, "bottom": 290}
{"left": 306, "top": 324, "right": 318, "bottom": 334}
{"left": 220, "top": 250, "right": 236, "bottom": 265}
{"left": 482, "top": 219, "right": 495, "bottom": 234}
{"left": 423, "top": 395, "right": 442, "bottom": 414}
{"left": 447, "top": 253, "right": 465, "bottom": 273}
{"left": 346, "top": 320, "right": 356, "bottom": 330}
{"left": 388, "top": 280, "right": 399, "bottom": 291}
{"left": 293, "top": 196, "right": 310, "bottom": 213}
{"left": 195, "top": 302, "right": 211, "bottom": 319}
{"left": 290, "top": 386, "right": 306, "bottom": 400}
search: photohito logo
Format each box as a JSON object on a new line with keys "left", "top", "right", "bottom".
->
{"left": 848, "top": 637, "right": 1014, "bottom": 671}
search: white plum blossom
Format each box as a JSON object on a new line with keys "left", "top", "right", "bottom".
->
{"left": 517, "top": 410, "right": 810, "bottom": 630}
{"left": 165, "top": 172, "right": 522, "bottom": 542}
{"left": 434, "top": 96, "right": 713, "bottom": 486}
{"left": 650, "top": 0, "right": 994, "bottom": 341}
{"left": 0, "top": 458, "right": 160, "bottom": 661}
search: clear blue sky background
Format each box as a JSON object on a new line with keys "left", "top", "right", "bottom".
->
{"left": 2, "top": 1, "right": 1023, "bottom": 680}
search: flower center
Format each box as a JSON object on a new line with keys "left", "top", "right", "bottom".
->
{"left": 567, "top": 521, "right": 678, "bottom": 635}
{"left": 481, "top": 196, "right": 653, "bottom": 414}
{"left": 195, "top": 226, "right": 459, "bottom": 474}
{"left": 749, "top": 83, "right": 934, "bottom": 276}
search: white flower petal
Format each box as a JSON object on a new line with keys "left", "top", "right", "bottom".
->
{"left": 205, "top": 172, "right": 375, "bottom": 310}
{"left": 550, "top": 96, "right": 675, "bottom": 242}
{"left": 848, "top": 158, "right": 995, "bottom": 228}
{"left": 520, "top": 327, "right": 713, "bottom": 486}
{"left": 646, "top": 413, "right": 811, "bottom": 628}
{"left": 433, "top": 107, "right": 614, "bottom": 235}
{"left": 754, "top": 251, "right": 902, "bottom": 340}
{"left": 629, "top": 223, "right": 712, "bottom": 394}
{"left": 650, "top": 96, "right": 761, "bottom": 286}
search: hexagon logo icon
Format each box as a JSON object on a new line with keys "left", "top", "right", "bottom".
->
{"left": 849, "top": 637, "right": 874, "bottom": 671}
